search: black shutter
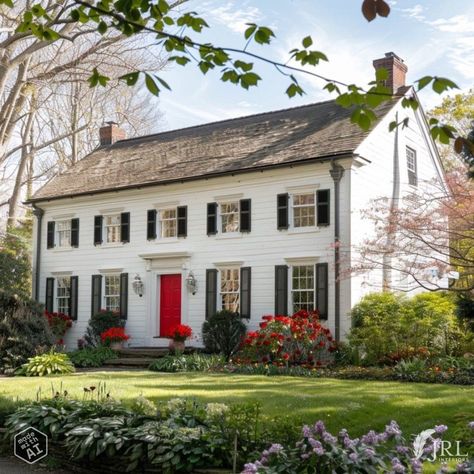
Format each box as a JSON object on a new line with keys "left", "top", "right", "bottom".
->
{"left": 45, "top": 277, "right": 54, "bottom": 312}
{"left": 91, "top": 274, "right": 102, "bottom": 317}
{"left": 147, "top": 209, "right": 157, "bottom": 240}
{"left": 207, "top": 203, "right": 217, "bottom": 235}
{"left": 70, "top": 276, "right": 78, "bottom": 320}
{"left": 47, "top": 221, "right": 55, "bottom": 249}
{"left": 240, "top": 199, "right": 251, "bottom": 233}
{"left": 94, "top": 216, "right": 103, "bottom": 245}
{"left": 240, "top": 267, "right": 251, "bottom": 318}
{"left": 277, "top": 193, "right": 289, "bottom": 230}
{"left": 121, "top": 212, "right": 130, "bottom": 243}
{"left": 71, "top": 218, "right": 80, "bottom": 247}
{"left": 205, "top": 269, "right": 218, "bottom": 319}
{"left": 275, "top": 265, "right": 288, "bottom": 315}
{"left": 317, "top": 190, "right": 330, "bottom": 226}
{"left": 316, "top": 263, "right": 328, "bottom": 320}
{"left": 177, "top": 206, "right": 187, "bottom": 237}
{"left": 120, "top": 273, "right": 128, "bottom": 320}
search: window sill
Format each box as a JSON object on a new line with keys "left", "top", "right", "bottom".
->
{"left": 214, "top": 232, "right": 243, "bottom": 240}
{"left": 99, "top": 242, "right": 125, "bottom": 249}
{"left": 149, "top": 237, "right": 180, "bottom": 244}
{"left": 52, "top": 247, "right": 73, "bottom": 252}
{"left": 286, "top": 227, "right": 320, "bottom": 235}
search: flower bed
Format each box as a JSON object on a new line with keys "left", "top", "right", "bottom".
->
{"left": 238, "top": 310, "right": 336, "bottom": 367}
{"left": 44, "top": 310, "right": 72, "bottom": 344}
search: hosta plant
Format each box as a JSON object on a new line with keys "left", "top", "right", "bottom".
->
{"left": 16, "top": 350, "right": 75, "bottom": 376}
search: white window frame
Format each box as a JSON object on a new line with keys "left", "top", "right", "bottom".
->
{"left": 159, "top": 208, "right": 178, "bottom": 239}
{"left": 406, "top": 147, "right": 417, "bottom": 187}
{"left": 56, "top": 220, "right": 71, "bottom": 248}
{"left": 56, "top": 276, "right": 71, "bottom": 314}
{"left": 104, "top": 274, "right": 121, "bottom": 312}
{"left": 290, "top": 264, "right": 315, "bottom": 313}
{"left": 219, "top": 201, "right": 240, "bottom": 234}
{"left": 291, "top": 192, "right": 316, "bottom": 229}
{"left": 219, "top": 267, "right": 240, "bottom": 312}
{"left": 104, "top": 214, "right": 121, "bottom": 244}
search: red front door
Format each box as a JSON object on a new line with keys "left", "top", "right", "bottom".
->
{"left": 160, "top": 274, "right": 182, "bottom": 337}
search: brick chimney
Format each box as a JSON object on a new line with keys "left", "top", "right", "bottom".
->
{"left": 373, "top": 52, "right": 407, "bottom": 94}
{"left": 99, "top": 121, "right": 126, "bottom": 146}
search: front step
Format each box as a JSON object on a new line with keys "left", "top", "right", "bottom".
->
{"left": 117, "top": 348, "right": 170, "bottom": 358}
{"left": 103, "top": 357, "right": 157, "bottom": 368}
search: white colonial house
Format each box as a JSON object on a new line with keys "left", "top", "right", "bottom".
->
{"left": 28, "top": 53, "right": 447, "bottom": 349}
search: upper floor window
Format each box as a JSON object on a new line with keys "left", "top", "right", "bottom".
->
{"left": 406, "top": 147, "right": 417, "bottom": 187}
{"left": 147, "top": 207, "right": 187, "bottom": 240}
{"left": 220, "top": 202, "right": 240, "bottom": 233}
{"left": 94, "top": 213, "right": 130, "bottom": 245}
{"left": 160, "top": 209, "right": 177, "bottom": 238}
{"left": 291, "top": 265, "right": 315, "bottom": 312}
{"left": 220, "top": 268, "right": 240, "bottom": 312}
{"left": 47, "top": 218, "right": 79, "bottom": 249}
{"left": 104, "top": 274, "right": 121, "bottom": 312}
{"left": 292, "top": 193, "right": 316, "bottom": 228}
{"left": 105, "top": 214, "right": 121, "bottom": 243}
{"left": 56, "top": 276, "right": 71, "bottom": 314}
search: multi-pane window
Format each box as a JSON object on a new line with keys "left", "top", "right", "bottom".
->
{"left": 56, "top": 220, "right": 71, "bottom": 247}
{"left": 105, "top": 214, "right": 121, "bottom": 243}
{"left": 160, "top": 209, "right": 177, "bottom": 238}
{"left": 104, "top": 275, "right": 120, "bottom": 311}
{"left": 220, "top": 268, "right": 240, "bottom": 312}
{"left": 406, "top": 147, "right": 417, "bottom": 186}
{"left": 56, "top": 277, "right": 70, "bottom": 314}
{"left": 291, "top": 265, "right": 315, "bottom": 312}
{"left": 292, "top": 193, "right": 316, "bottom": 227}
{"left": 220, "top": 202, "right": 239, "bottom": 233}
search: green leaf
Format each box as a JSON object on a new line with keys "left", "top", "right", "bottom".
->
{"left": 119, "top": 71, "right": 140, "bottom": 86}
{"left": 244, "top": 23, "right": 257, "bottom": 40}
{"left": 389, "top": 121, "right": 398, "bottom": 132}
{"left": 155, "top": 75, "right": 171, "bottom": 90}
{"left": 416, "top": 75, "right": 432, "bottom": 91}
{"left": 0, "top": 0, "right": 14, "bottom": 7}
{"left": 98, "top": 21, "right": 108, "bottom": 34}
{"left": 234, "top": 60, "right": 253, "bottom": 72}
{"left": 286, "top": 83, "right": 304, "bottom": 98}
{"left": 302, "top": 35, "right": 313, "bottom": 48}
{"left": 170, "top": 55, "right": 190, "bottom": 66}
{"left": 145, "top": 74, "right": 160, "bottom": 96}
{"left": 432, "top": 77, "right": 459, "bottom": 94}
{"left": 240, "top": 72, "right": 261, "bottom": 89}
{"left": 375, "top": 67, "right": 389, "bottom": 82}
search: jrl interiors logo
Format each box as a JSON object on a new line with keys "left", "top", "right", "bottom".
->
{"left": 413, "top": 428, "right": 469, "bottom": 463}
{"left": 14, "top": 427, "right": 48, "bottom": 465}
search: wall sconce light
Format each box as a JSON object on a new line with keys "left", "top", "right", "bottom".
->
{"left": 186, "top": 272, "right": 197, "bottom": 295}
{"left": 132, "top": 274, "right": 144, "bottom": 297}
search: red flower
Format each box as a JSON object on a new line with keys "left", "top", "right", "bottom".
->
{"left": 167, "top": 324, "right": 192, "bottom": 342}
{"left": 282, "top": 353, "right": 290, "bottom": 361}
{"left": 101, "top": 327, "right": 130, "bottom": 344}
{"left": 259, "top": 322, "right": 268, "bottom": 329}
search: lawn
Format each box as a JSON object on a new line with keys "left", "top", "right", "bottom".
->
{"left": 1, "top": 371, "right": 472, "bottom": 438}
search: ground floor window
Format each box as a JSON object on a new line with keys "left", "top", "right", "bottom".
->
{"left": 220, "top": 268, "right": 240, "bottom": 312}
{"left": 104, "top": 275, "right": 120, "bottom": 311}
{"left": 291, "top": 265, "right": 315, "bottom": 312}
{"left": 56, "top": 276, "right": 70, "bottom": 314}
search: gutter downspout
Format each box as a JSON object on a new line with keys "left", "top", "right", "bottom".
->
{"left": 383, "top": 112, "right": 400, "bottom": 290}
{"left": 32, "top": 204, "right": 44, "bottom": 301}
{"left": 329, "top": 161, "right": 345, "bottom": 342}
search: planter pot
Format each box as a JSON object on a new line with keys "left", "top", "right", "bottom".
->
{"left": 168, "top": 340, "right": 185, "bottom": 353}
{"left": 110, "top": 341, "right": 124, "bottom": 351}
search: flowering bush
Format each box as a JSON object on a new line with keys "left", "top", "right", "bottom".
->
{"left": 44, "top": 311, "right": 72, "bottom": 343}
{"left": 243, "top": 420, "right": 473, "bottom": 474}
{"left": 167, "top": 324, "right": 192, "bottom": 342}
{"left": 100, "top": 327, "right": 130, "bottom": 345}
{"left": 238, "top": 310, "right": 336, "bottom": 367}
{"left": 83, "top": 309, "right": 125, "bottom": 347}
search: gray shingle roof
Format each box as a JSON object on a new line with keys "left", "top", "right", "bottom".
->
{"left": 31, "top": 99, "right": 396, "bottom": 202}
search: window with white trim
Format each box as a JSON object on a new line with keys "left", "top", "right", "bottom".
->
{"left": 160, "top": 208, "right": 177, "bottom": 238}
{"left": 105, "top": 214, "right": 121, "bottom": 243}
{"left": 220, "top": 202, "right": 240, "bottom": 233}
{"left": 56, "top": 276, "right": 70, "bottom": 314}
{"left": 292, "top": 193, "right": 316, "bottom": 228}
{"left": 291, "top": 265, "right": 315, "bottom": 312}
{"left": 56, "top": 220, "right": 71, "bottom": 248}
{"left": 220, "top": 268, "right": 240, "bottom": 312}
{"left": 406, "top": 147, "right": 417, "bottom": 186}
{"left": 104, "top": 275, "right": 120, "bottom": 311}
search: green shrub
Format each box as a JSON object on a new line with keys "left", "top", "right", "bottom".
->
{"left": 83, "top": 309, "right": 125, "bottom": 347}
{"left": 202, "top": 310, "right": 247, "bottom": 360}
{"left": 394, "top": 358, "right": 427, "bottom": 381}
{"left": 68, "top": 346, "right": 116, "bottom": 368}
{"left": 348, "top": 292, "right": 463, "bottom": 365}
{"left": 0, "top": 290, "right": 54, "bottom": 374}
{"left": 0, "top": 395, "right": 26, "bottom": 427}
{"left": 148, "top": 353, "right": 225, "bottom": 372}
{"left": 16, "top": 350, "right": 75, "bottom": 376}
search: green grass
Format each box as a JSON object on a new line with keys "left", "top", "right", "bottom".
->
{"left": 1, "top": 371, "right": 472, "bottom": 438}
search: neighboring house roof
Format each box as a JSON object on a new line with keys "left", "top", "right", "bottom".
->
{"left": 30, "top": 99, "right": 397, "bottom": 202}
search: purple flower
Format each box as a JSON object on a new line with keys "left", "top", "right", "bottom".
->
{"left": 314, "top": 420, "right": 326, "bottom": 434}
{"left": 301, "top": 453, "right": 310, "bottom": 460}
{"left": 411, "top": 458, "right": 422, "bottom": 474}
{"left": 434, "top": 424, "right": 448, "bottom": 434}
{"left": 391, "top": 457, "right": 406, "bottom": 473}
{"left": 361, "top": 430, "right": 379, "bottom": 445}
{"left": 322, "top": 432, "right": 337, "bottom": 445}
{"left": 439, "top": 463, "right": 450, "bottom": 473}
{"left": 364, "top": 448, "right": 375, "bottom": 458}
{"left": 396, "top": 446, "right": 409, "bottom": 455}
{"left": 268, "top": 443, "right": 283, "bottom": 454}
{"left": 343, "top": 436, "right": 354, "bottom": 448}
{"left": 302, "top": 425, "right": 312, "bottom": 437}
{"left": 456, "top": 462, "right": 470, "bottom": 473}
{"left": 309, "top": 438, "right": 325, "bottom": 455}
{"left": 385, "top": 421, "right": 402, "bottom": 437}
{"left": 349, "top": 452, "right": 358, "bottom": 462}
{"left": 242, "top": 463, "right": 258, "bottom": 474}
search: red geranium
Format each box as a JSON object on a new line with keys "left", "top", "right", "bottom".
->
{"left": 44, "top": 311, "right": 73, "bottom": 344}
{"left": 101, "top": 327, "right": 130, "bottom": 344}
{"left": 167, "top": 324, "right": 192, "bottom": 342}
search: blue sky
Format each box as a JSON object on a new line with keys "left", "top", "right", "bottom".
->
{"left": 152, "top": 0, "right": 474, "bottom": 132}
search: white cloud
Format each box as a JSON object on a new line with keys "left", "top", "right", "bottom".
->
{"left": 202, "top": 1, "right": 263, "bottom": 34}
{"left": 401, "top": 4, "right": 425, "bottom": 21}
{"left": 428, "top": 15, "right": 474, "bottom": 34}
